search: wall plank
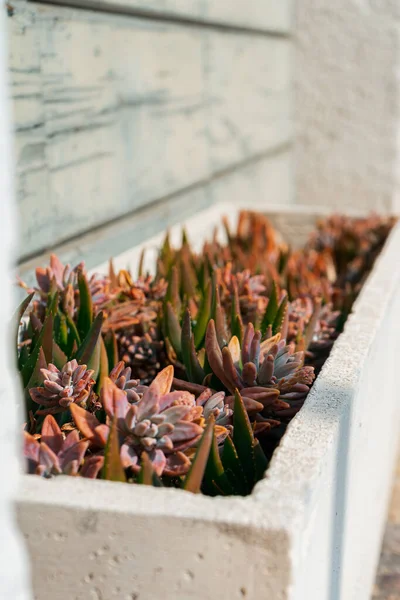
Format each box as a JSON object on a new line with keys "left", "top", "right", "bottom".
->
{"left": 31, "top": 0, "right": 292, "bottom": 33}
{"left": 206, "top": 31, "right": 291, "bottom": 173}
{"left": 17, "top": 148, "right": 293, "bottom": 290}
{"left": 9, "top": 2, "right": 292, "bottom": 259}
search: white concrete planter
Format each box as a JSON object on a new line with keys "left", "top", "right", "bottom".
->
{"left": 16, "top": 204, "right": 400, "bottom": 600}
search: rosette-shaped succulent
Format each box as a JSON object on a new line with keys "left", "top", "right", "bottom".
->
{"left": 71, "top": 366, "right": 204, "bottom": 476}
{"left": 109, "top": 360, "right": 148, "bottom": 403}
{"left": 196, "top": 389, "right": 233, "bottom": 427}
{"left": 34, "top": 254, "right": 82, "bottom": 296}
{"left": 205, "top": 320, "right": 315, "bottom": 419}
{"left": 23, "top": 415, "right": 91, "bottom": 477}
{"left": 29, "top": 360, "right": 95, "bottom": 416}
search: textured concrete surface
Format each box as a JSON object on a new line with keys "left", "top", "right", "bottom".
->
{"left": 294, "top": 0, "right": 400, "bottom": 214}
{"left": 15, "top": 206, "right": 400, "bottom": 600}
{"left": 372, "top": 453, "right": 400, "bottom": 600}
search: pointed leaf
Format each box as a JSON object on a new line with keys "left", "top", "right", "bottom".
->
{"left": 181, "top": 309, "right": 193, "bottom": 380}
{"left": 104, "top": 330, "right": 118, "bottom": 371}
{"left": 102, "top": 416, "right": 126, "bottom": 482}
{"left": 77, "top": 271, "right": 93, "bottom": 340}
{"left": 193, "top": 282, "right": 212, "bottom": 349}
{"left": 87, "top": 332, "right": 101, "bottom": 381}
{"left": 108, "top": 259, "right": 118, "bottom": 288}
{"left": 55, "top": 312, "right": 68, "bottom": 351}
{"left": 75, "top": 312, "right": 104, "bottom": 366}
{"left": 41, "top": 414, "right": 63, "bottom": 454}
{"left": 211, "top": 282, "right": 227, "bottom": 348}
{"left": 253, "top": 438, "right": 269, "bottom": 482}
{"left": 165, "top": 302, "right": 182, "bottom": 356}
{"left": 183, "top": 415, "right": 215, "bottom": 493}
{"left": 232, "top": 389, "right": 256, "bottom": 487}
{"left": 303, "top": 297, "right": 322, "bottom": 350}
{"left": 18, "top": 345, "right": 30, "bottom": 371}
{"left": 70, "top": 403, "right": 101, "bottom": 441}
{"left": 149, "top": 365, "right": 174, "bottom": 396}
{"left": 20, "top": 312, "right": 53, "bottom": 388}
{"left": 180, "top": 256, "right": 197, "bottom": 299}
{"left": 137, "top": 452, "right": 154, "bottom": 486}
{"left": 97, "top": 336, "right": 109, "bottom": 391}
{"left": 13, "top": 292, "right": 34, "bottom": 350}
{"left": 165, "top": 266, "right": 181, "bottom": 315}
{"left": 272, "top": 295, "right": 288, "bottom": 336}
{"left": 202, "top": 429, "right": 228, "bottom": 496}
{"left": 221, "top": 436, "right": 248, "bottom": 495}
{"left": 65, "top": 315, "right": 81, "bottom": 358}
{"left": 52, "top": 340, "right": 68, "bottom": 370}
{"left": 260, "top": 281, "right": 278, "bottom": 335}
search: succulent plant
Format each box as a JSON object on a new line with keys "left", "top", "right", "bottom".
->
{"left": 16, "top": 209, "right": 395, "bottom": 496}
{"left": 23, "top": 415, "right": 90, "bottom": 477}
{"left": 204, "top": 320, "right": 315, "bottom": 419}
{"left": 196, "top": 389, "right": 233, "bottom": 427}
{"left": 71, "top": 366, "right": 205, "bottom": 476}
{"left": 29, "top": 360, "right": 95, "bottom": 416}
{"left": 109, "top": 360, "right": 147, "bottom": 403}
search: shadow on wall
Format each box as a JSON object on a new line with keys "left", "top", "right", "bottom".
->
{"left": 329, "top": 396, "right": 351, "bottom": 600}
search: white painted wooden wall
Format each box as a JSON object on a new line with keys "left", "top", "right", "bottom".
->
{"left": 294, "top": 0, "right": 400, "bottom": 215}
{"left": 0, "top": 6, "right": 31, "bottom": 600}
{"left": 9, "top": 0, "right": 293, "bottom": 272}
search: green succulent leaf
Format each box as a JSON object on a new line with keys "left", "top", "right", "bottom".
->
{"left": 202, "top": 429, "right": 234, "bottom": 496}
{"left": 253, "top": 438, "right": 269, "bottom": 483}
{"left": 137, "top": 452, "right": 155, "bottom": 486}
{"left": 260, "top": 280, "right": 278, "bottom": 335}
{"left": 77, "top": 271, "right": 93, "bottom": 340}
{"left": 65, "top": 315, "right": 81, "bottom": 358}
{"left": 221, "top": 435, "right": 248, "bottom": 496}
{"left": 232, "top": 388, "right": 255, "bottom": 488}
{"left": 302, "top": 297, "right": 322, "bottom": 350}
{"left": 13, "top": 292, "right": 34, "bottom": 351}
{"left": 97, "top": 336, "right": 109, "bottom": 391}
{"left": 18, "top": 344, "right": 30, "bottom": 371}
{"left": 183, "top": 415, "right": 215, "bottom": 494}
{"left": 193, "top": 282, "right": 212, "bottom": 349}
{"left": 180, "top": 256, "right": 197, "bottom": 299}
{"left": 52, "top": 340, "right": 68, "bottom": 370}
{"left": 104, "top": 330, "right": 119, "bottom": 371}
{"left": 272, "top": 295, "right": 288, "bottom": 335}
{"left": 181, "top": 309, "right": 193, "bottom": 380}
{"left": 165, "top": 266, "right": 181, "bottom": 315}
{"left": 102, "top": 416, "right": 126, "bottom": 483}
{"left": 180, "top": 309, "right": 205, "bottom": 384}
{"left": 165, "top": 302, "right": 182, "bottom": 357}
{"left": 24, "top": 347, "right": 47, "bottom": 415}
{"left": 74, "top": 311, "right": 104, "bottom": 367}
{"left": 55, "top": 312, "right": 68, "bottom": 351}
{"left": 20, "top": 312, "right": 53, "bottom": 387}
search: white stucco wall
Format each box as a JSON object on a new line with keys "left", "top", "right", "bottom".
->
{"left": 294, "top": 0, "right": 400, "bottom": 214}
{"left": 0, "top": 8, "right": 31, "bottom": 600}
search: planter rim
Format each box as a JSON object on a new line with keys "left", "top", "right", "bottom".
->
{"left": 17, "top": 204, "right": 400, "bottom": 540}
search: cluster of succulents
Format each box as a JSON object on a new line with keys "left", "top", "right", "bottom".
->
{"left": 16, "top": 210, "right": 395, "bottom": 495}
